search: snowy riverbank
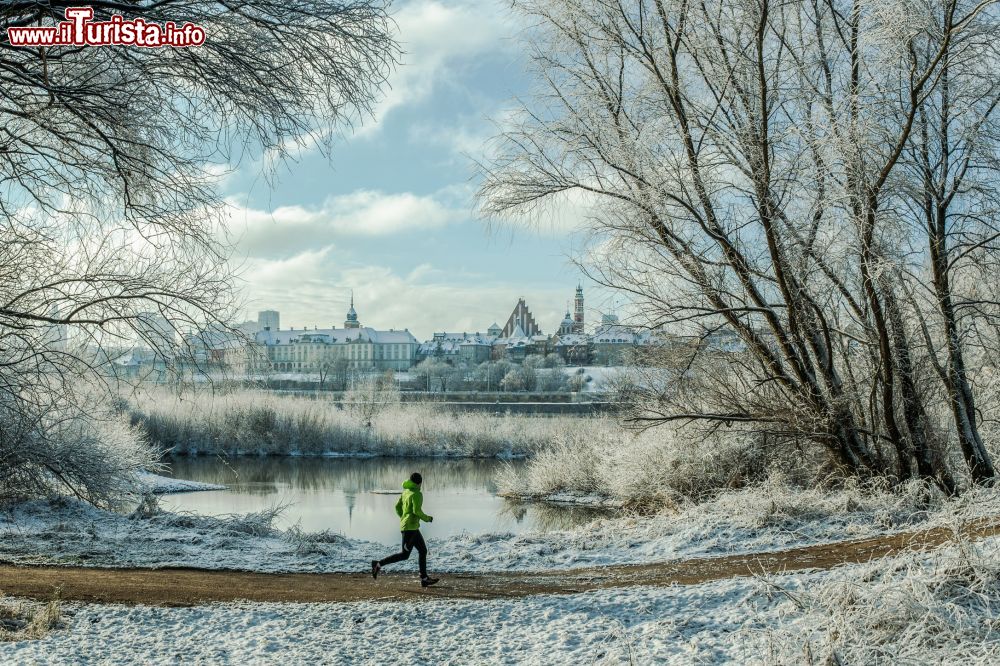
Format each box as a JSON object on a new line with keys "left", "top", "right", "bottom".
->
{"left": 2, "top": 482, "right": 998, "bottom": 574}
{"left": 135, "top": 472, "right": 226, "bottom": 494}
{"left": 2, "top": 484, "right": 1000, "bottom": 663}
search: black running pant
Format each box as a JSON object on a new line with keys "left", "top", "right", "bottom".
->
{"left": 379, "top": 530, "right": 427, "bottom": 578}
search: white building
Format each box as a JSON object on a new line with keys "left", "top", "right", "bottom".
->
{"left": 254, "top": 301, "right": 418, "bottom": 372}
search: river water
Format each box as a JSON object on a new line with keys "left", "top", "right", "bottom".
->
{"left": 158, "top": 456, "right": 605, "bottom": 546}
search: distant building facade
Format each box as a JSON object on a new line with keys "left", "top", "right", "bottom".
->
{"left": 558, "top": 309, "right": 575, "bottom": 336}
{"left": 591, "top": 324, "right": 647, "bottom": 366}
{"left": 416, "top": 331, "right": 496, "bottom": 364}
{"left": 254, "top": 300, "right": 418, "bottom": 372}
{"left": 114, "top": 284, "right": 749, "bottom": 381}
{"left": 553, "top": 333, "right": 591, "bottom": 364}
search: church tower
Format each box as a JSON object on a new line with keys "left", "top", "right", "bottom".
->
{"left": 558, "top": 306, "right": 575, "bottom": 336}
{"left": 572, "top": 284, "right": 585, "bottom": 333}
{"left": 344, "top": 291, "right": 361, "bottom": 329}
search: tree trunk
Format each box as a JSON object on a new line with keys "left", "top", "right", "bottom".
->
{"left": 885, "top": 290, "right": 959, "bottom": 492}
{"left": 929, "top": 207, "right": 995, "bottom": 483}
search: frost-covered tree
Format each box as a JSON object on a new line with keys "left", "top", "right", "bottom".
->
{"left": 344, "top": 372, "right": 400, "bottom": 428}
{"left": 501, "top": 364, "right": 537, "bottom": 392}
{"left": 479, "top": 0, "right": 1000, "bottom": 490}
{"left": 537, "top": 367, "right": 569, "bottom": 392}
{"left": 542, "top": 354, "right": 566, "bottom": 369}
{"left": 472, "top": 360, "right": 513, "bottom": 392}
{"left": 0, "top": 0, "right": 397, "bottom": 505}
{"left": 413, "top": 358, "right": 461, "bottom": 392}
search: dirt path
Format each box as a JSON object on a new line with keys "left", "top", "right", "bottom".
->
{"left": 2, "top": 518, "right": 998, "bottom": 606}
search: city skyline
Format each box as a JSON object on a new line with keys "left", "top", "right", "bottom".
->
{"left": 242, "top": 283, "right": 605, "bottom": 342}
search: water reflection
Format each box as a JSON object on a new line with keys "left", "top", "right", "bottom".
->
{"left": 159, "top": 456, "right": 605, "bottom": 546}
{"left": 497, "top": 501, "right": 608, "bottom": 533}
{"left": 166, "top": 456, "right": 501, "bottom": 497}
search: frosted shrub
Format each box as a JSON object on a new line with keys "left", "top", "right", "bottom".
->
{"left": 286, "top": 525, "right": 343, "bottom": 556}
{"left": 496, "top": 423, "right": 823, "bottom": 509}
{"left": 496, "top": 422, "right": 619, "bottom": 497}
{"left": 681, "top": 477, "right": 951, "bottom": 536}
{"left": 153, "top": 506, "right": 282, "bottom": 538}
{"left": 0, "top": 396, "right": 156, "bottom": 510}
{"left": 607, "top": 429, "right": 770, "bottom": 506}
{"left": 344, "top": 373, "right": 399, "bottom": 428}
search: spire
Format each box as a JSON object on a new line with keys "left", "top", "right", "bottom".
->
{"left": 344, "top": 289, "right": 360, "bottom": 328}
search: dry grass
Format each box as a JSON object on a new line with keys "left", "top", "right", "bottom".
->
{"left": 124, "top": 388, "right": 600, "bottom": 458}
{"left": 752, "top": 532, "right": 1000, "bottom": 664}
{"left": 0, "top": 593, "right": 63, "bottom": 642}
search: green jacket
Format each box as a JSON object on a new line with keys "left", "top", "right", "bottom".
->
{"left": 395, "top": 479, "right": 433, "bottom": 531}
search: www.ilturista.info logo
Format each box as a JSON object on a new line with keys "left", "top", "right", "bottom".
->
{"left": 7, "top": 7, "right": 205, "bottom": 48}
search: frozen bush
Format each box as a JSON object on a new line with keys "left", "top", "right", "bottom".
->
{"left": 343, "top": 372, "right": 399, "bottom": 428}
{"left": 0, "top": 395, "right": 157, "bottom": 510}
{"left": 286, "top": 524, "right": 343, "bottom": 556}
{"left": 154, "top": 506, "right": 283, "bottom": 538}
{"left": 497, "top": 422, "right": 832, "bottom": 509}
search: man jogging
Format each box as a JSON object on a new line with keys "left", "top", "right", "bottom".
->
{"left": 371, "top": 472, "right": 439, "bottom": 587}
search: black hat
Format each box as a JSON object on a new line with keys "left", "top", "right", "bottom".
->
{"left": 409, "top": 472, "right": 423, "bottom": 485}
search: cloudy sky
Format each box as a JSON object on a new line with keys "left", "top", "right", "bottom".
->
{"left": 219, "top": 0, "right": 608, "bottom": 340}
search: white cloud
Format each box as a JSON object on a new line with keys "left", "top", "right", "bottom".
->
{"left": 251, "top": 0, "right": 519, "bottom": 164}
{"left": 227, "top": 190, "right": 465, "bottom": 259}
{"left": 356, "top": 0, "right": 519, "bottom": 137}
{"left": 406, "top": 115, "right": 495, "bottom": 160}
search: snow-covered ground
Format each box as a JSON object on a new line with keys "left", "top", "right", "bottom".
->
{"left": 564, "top": 365, "right": 625, "bottom": 392}
{"left": 3, "top": 537, "right": 999, "bottom": 664}
{"left": 135, "top": 472, "right": 226, "bottom": 494}
{"left": 1, "top": 482, "right": 997, "bottom": 573}
{"left": 2, "top": 483, "right": 999, "bottom": 663}
{"left": 0, "top": 579, "right": 800, "bottom": 664}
